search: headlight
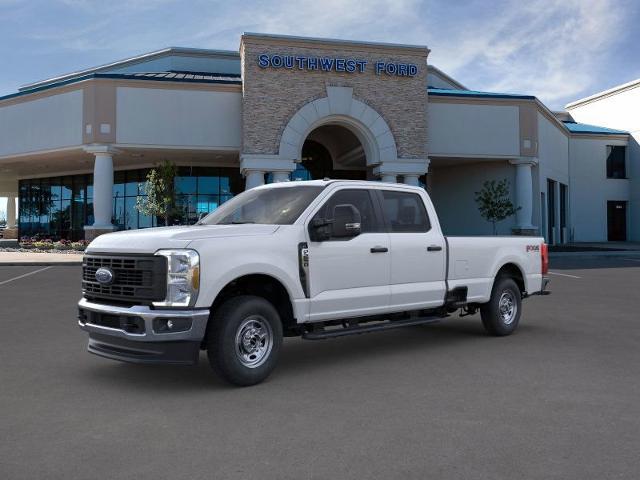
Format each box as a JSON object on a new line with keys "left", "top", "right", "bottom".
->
{"left": 153, "top": 249, "right": 200, "bottom": 307}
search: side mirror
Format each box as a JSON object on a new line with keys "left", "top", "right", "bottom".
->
{"left": 331, "top": 204, "right": 361, "bottom": 238}
{"left": 309, "top": 217, "right": 332, "bottom": 242}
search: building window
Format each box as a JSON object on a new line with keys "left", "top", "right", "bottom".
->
{"left": 18, "top": 166, "right": 244, "bottom": 240}
{"left": 606, "top": 146, "right": 626, "bottom": 179}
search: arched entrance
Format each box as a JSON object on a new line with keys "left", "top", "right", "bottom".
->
{"left": 299, "top": 124, "right": 368, "bottom": 180}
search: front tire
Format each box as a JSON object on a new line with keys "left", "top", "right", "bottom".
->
{"left": 206, "top": 295, "right": 283, "bottom": 386}
{"left": 480, "top": 277, "right": 522, "bottom": 336}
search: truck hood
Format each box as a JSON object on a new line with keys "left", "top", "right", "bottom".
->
{"left": 86, "top": 224, "right": 280, "bottom": 254}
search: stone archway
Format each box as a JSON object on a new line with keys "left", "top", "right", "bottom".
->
{"left": 278, "top": 86, "right": 398, "bottom": 168}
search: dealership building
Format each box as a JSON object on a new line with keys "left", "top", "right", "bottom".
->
{"left": 0, "top": 33, "right": 636, "bottom": 243}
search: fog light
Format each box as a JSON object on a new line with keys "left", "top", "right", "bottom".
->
{"left": 153, "top": 317, "right": 192, "bottom": 333}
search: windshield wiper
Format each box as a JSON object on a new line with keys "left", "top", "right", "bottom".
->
{"left": 216, "top": 220, "right": 256, "bottom": 225}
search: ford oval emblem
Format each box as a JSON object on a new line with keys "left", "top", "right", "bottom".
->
{"left": 95, "top": 267, "right": 114, "bottom": 285}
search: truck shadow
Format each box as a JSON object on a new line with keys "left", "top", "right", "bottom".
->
{"left": 84, "top": 318, "right": 539, "bottom": 390}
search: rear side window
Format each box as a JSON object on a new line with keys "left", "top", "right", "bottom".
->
{"left": 315, "top": 189, "right": 381, "bottom": 233}
{"left": 381, "top": 190, "right": 430, "bottom": 233}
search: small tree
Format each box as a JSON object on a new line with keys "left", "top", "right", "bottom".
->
{"left": 136, "top": 160, "right": 178, "bottom": 226}
{"left": 474, "top": 179, "right": 520, "bottom": 235}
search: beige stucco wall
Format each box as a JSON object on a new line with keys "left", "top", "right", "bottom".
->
{"left": 240, "top": 35, "right": 429, "bottom": 160}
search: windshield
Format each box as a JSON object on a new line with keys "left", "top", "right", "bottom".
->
{"left": 200, "top": 185, "right": 325, "bottom": 225}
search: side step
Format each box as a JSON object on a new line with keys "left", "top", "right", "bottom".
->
{"left": 302, "top": 316, "right": 442, "bottom": 340}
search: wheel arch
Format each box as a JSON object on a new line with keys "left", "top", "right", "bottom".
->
{"left": 207, "top": 273, "right": 298, "bottom": 338}
{"left": 494, "top": 262, "right": 526, "bottom": 295}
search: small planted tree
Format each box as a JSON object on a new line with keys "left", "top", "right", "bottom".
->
{"left": 136, "top": 160, "right": 178, "bottom": 226}
{"left": 474, "top": 179, "right": 519, "bottom": 235}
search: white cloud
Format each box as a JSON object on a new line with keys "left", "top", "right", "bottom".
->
{"left": 426, "top": 0, "right": 630, "bottom": 107}
{"left": 5, "top": 0, "right": 634, "bottom": 109}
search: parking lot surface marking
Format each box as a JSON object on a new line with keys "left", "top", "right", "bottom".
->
{"left": 0, "top": 266, "right": 52, "bottom": 287}
{"left": 548, "top": 271, "right": 581, "bottom": 278}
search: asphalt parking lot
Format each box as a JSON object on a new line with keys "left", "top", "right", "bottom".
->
{"left": 1, "top": 257, "right": 639, "bottom": 480}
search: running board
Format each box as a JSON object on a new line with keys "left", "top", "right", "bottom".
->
{"left": 302, "top": 316, "right": 442, "bottom": 340}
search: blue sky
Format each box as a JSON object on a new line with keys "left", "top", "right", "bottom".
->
{"left": 1, "top": 0, "right": 640, "bottom": 216}
{"left": 1, "top": 0, "right": 639, "bottom": 109}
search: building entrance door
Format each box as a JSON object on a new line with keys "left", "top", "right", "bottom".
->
{"left": 607, "top": 201, "right": 627, "bottom": 241}
{"left": 300, "top": 125, "right": 368, "bottom": 181}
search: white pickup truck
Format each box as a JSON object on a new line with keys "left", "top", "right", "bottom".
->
{"left": 78, "top": 180, "right": 549, "bottom": 385}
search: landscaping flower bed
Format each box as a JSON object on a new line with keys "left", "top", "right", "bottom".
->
{"left": 0, "top": 237, "right": 88, "bottom": 254}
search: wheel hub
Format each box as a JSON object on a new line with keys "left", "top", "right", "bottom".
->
{"left": 498, "top": 290, "right": 517, "bottom": 325}
{"left": 235, "top": 316, "right": 273, "bottom": 368}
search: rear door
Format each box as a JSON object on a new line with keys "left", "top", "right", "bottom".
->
{"left": 306, "top": 188, "right": 391, "bottom": 321}
{"left": 378, "top": 189, "right": 446, "bottom": 310}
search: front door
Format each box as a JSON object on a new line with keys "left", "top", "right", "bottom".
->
{"left": 378, "top": 189, "right": 446, "bottom": 310}
{"left": 306, "top": 188, "right": 390, "bottom": 321}
{"left": 607, "top": 201, "right": 627, "bottom": 241}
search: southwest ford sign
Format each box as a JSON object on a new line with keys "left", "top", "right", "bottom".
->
{"left": 257, "top": 54, "right": 418, "bottom": 77}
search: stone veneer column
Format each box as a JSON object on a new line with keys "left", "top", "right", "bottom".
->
{"left": 84, "top": 145, "right": 117, "bottom": 241}
{"left": 509, "top": 157, "right": 538, "bottom": 235}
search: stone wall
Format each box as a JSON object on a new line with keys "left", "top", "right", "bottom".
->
{"left": 240, "top": 35, "right": 429, "bottom": 161}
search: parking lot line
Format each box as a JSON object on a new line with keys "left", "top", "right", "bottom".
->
{"left": 0, "top": 266, "right": 52, "bottom": 286}
{"left": 548, "top": 271, "right": 581, "bottom": 279}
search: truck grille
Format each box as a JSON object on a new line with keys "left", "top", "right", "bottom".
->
{"left": 82, "top": 254, "right": 167, "bottom": 304}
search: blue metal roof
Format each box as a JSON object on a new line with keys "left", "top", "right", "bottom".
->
{"left": 562, "top": 121, "right": 628, "bottom": 135}
{"left": 0, "top": 71, "right": 242, "bottom": 102}
{"left": 427, "top": 87, "right": 535, "bottom": 100}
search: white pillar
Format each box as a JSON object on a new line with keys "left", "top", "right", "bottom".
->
{"left": 403, "top": 174, "right": 420, "bottom": 187}
{"left": 84, "top": 145, "right": 117, "bottom": 235}
{"left": 271, "top": 171, "right": 290, "bottom": 183}
{"left": 381, "top": 174, "right": 397, "bottom": 183}
{"left": 244, "top": 170, "right": 265, "bottom": 190}
{"left": 509, "top": 158, "right": 537, "bottom": 231}
{"left": 6, "top": 195, "right": 16, "bottom": 229}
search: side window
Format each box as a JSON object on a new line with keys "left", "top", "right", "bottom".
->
{"left": 381, "top": 190, "right": 430, "bottom": 233}
{"left": 314, "top": 189, "right": 380, "bottom": 234}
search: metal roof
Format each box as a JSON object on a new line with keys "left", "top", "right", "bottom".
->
{"left": 428, "top": 87, "right": 535, "bottom": 100}
{"left": 562, "top": 121, "right": 628, "bottom": 135}
{"left": 120, "top": 71, "right": 241, "bottom": 82}
{"left": 0, "top": 71, "right": 241, "bottom": 103}
{"left": 19, "top": 47, "right": 240, "bottom": 92}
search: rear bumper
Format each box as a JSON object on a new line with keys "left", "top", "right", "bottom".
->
{"left": 78, "top": 298, "right": 210, "bottom": 365}
{"left": 530, "top": 276, "right": 551, "bottom": 296}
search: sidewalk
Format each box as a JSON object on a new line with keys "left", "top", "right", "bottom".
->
{"left": 0, "top": 251, "right": 83, "bottom": 266}
{"left": 549, "top": 242, "right": 640, "bottom": 258}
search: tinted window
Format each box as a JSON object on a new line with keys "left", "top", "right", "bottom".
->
{"left": 314, "top": 189, "right": 380, "bottom": 234}
{"left": 607, "top": 146, "right": 626, "bottom": 179}
{"left": 381, "top": 190, "right": 430, "bottom": 233}
{"left": 203, "top": 186, "right": 324, "bottom": 225}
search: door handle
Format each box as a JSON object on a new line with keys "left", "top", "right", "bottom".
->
{"left": 370, "top": 246, "right": 389, "bottom": 253}
{"left": 427, "top": 245, "right": 443, "bottom": 252}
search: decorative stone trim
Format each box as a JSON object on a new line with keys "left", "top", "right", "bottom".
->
{"left": 278, "top": 86, "right": 398, "bottom": 166}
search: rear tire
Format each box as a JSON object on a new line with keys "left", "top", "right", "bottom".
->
{"left": 480, "top": 277, "right": 522, "bottom": 336}
{"left": 206, "top": 295, "right": 283, "bottom": 386}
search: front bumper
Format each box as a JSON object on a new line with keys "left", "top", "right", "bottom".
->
{"left": 78, "top": 298, "right": 210, "bottom": 365}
